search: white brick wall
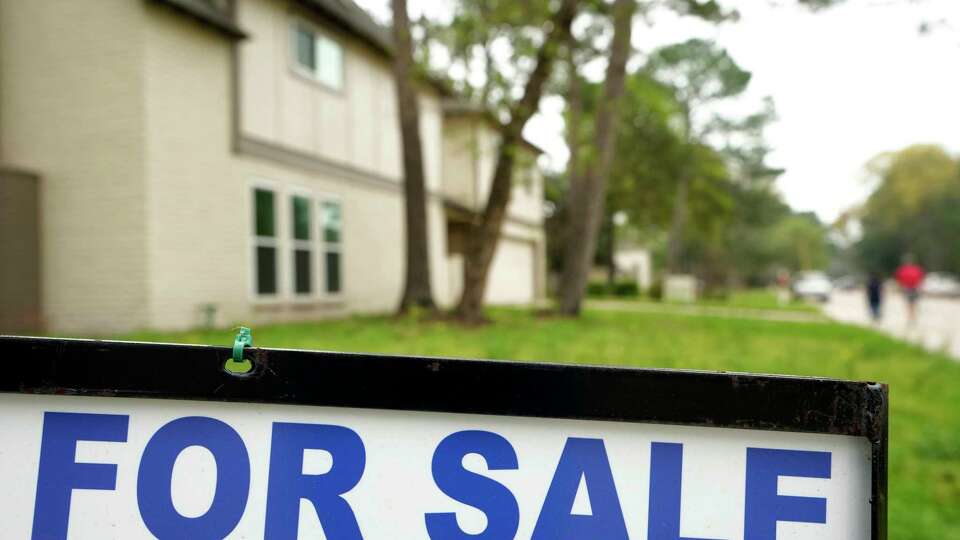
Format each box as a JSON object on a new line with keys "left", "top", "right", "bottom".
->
{"left": 0, "top": 0, "right": 150, "bottom": 333}
{"left": 142, "top": 2, "right": 244, "bottom": 330}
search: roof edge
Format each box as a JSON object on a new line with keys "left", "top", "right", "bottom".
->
{"left": 149, "top": 0, "right": 248, "bottom": 40}
{"left": 443, "top": 102, "right": 547, "bottom": 156}
{"left": 293, "top": 0, "right": 452, "bottom": 97}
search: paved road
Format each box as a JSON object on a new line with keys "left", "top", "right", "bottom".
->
{"left": 824, "top": 289, "right": 960, "bottom": 360}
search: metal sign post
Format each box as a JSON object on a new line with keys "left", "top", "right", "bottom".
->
{"left": 0, "top": 336, "right": 887, "bottom": 539}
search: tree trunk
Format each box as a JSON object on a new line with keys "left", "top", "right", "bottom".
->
{"left": 454, "top": 0, "right": 579, "bottom": 322}
{"left": 562, "top": 51, "right": 584, "bottom": 295}
{"left": 393, "top": 0, "right": 435, "bottom": 314}
{"left": 606, "top": 212, "right": 617, "bottom": 287}
{"left": 666, "top": 174, "right": 690, "bottom": 274}
{"left": 558, "top": 0, "right": 635, "bottom": 316}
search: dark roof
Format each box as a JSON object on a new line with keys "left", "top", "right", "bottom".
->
{"left": 443, "top": 100, "right": 499, "bottom": 121}
{"left": 150, "top": 0, "right": 247, "bottom": 39}
{"left": 443, "top": 101, "right": 547, "bottom": 156}
{"left": 295, "top": 0, "right": 394, "bottom": 56}
{"left": 152, "top": 0, "right": 451, "bottom": 95}
{"left": 295, "top": 0, "right": 452, "bottom": 96}
{"left": 150, "top": 0, "right": 392, "bottom": 50}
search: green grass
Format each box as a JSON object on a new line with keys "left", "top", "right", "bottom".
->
{"left": 687, "top": 289, "right": 819, "bottom": 312}
{"left": 117, "top": 309, "right": 959, "bottom": 538}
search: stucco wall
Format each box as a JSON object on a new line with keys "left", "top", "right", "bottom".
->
{"left": 445, "top": 119, "right": 544, "bottom": 225}
{"left": 236, "top": 0, "right": 444, "bottom": 191}
{"left": 0, "top": 0, "right": 150, "bottom": 333}
{"left": 440, "top": 116, "right": 478, "bottom": 207}
{"left": 508, "top": 166, "right": 544, "bottom": 225}
{"left": 441, "top": 117, "right": 548, "bottom": 305}
{"left": 142, "top": 0, "right": 451, "bottom": 329}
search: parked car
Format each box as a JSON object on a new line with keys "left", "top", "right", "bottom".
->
{"left": 792, "top": 271, "right": 833, "bottom": 302}
{"left": 921, "top": 272, "right": 960, "bottom": 297}
{"left": 832, "top": 275, "right": 859, "bottom": 291}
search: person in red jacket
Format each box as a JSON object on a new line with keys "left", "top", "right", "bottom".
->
{"left": 894, "top": 254, "right": 925, "bottom": 325}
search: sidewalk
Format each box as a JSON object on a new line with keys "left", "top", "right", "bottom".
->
{"left": 824, "top": 289, "right": 960, "bottom": 361}
{"left": 588, "top": 294, "right": 960, "bottom": 361}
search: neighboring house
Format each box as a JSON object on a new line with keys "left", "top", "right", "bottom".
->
{"left": 0, "top": 0, "right": 547, "bottom": 333}
{"left": 442, "top": 103, "right": 547, "bottom": 305}
{"left": 613, "top": 248, "right": 653, "bottom": 293}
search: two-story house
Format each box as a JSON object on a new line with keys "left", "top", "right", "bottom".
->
{"left": 441, "top": 102, "right": 547, "bottom": 305}
{"left": 0, "top": 0, "right": 547, "bottom": 333}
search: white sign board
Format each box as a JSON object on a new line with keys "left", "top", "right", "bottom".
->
{"left": 0, "top": 337, "right": 886, "bottom": 539}
{"left": 1, "top": 393, "right": 871, "bottom": 539}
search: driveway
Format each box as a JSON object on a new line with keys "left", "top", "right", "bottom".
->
{"left": 824, "top": 288, "right": 960, "bottom": 360}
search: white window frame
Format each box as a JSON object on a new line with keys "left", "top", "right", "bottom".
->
{"left": 289, "top": 18, "right": 344, "bottom": 92}
{"left": 251, "top": 180, "right": 282, "bottom": 302}
{"left": 289, "top": 188, "right": 318, "bottom": 301}
{"left": 249, "top": 181, "right": 344, "bottom": 303}
{"left": 290, "top": 20, "right": 317, "bottom": 79}
{"left": 318, "top": 195, "right": 344, "bottom": 297}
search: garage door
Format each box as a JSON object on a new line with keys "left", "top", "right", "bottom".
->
{"left": 485, "top": 238, "right": 535, "bottom": 305}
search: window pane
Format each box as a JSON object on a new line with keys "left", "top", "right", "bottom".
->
{"left": 317, "top": 36, "right": 343, "bottom": 89}
{"left": 292, "top": 196, "right": 311, "bottom": 241}
{"left": 325, "top": 250, "right": 341, "bottom": 293}
{"left": 293, "top": 25, "right": 315, "bottom": 71}
{"left": 255, "top": 189, "right": 275, "bottom": 237}
{"left": 322, "top": 201, "right": 341, "bottom": 243}
{"left": 256, "top": 246, "right": 277, "bottom": 295}
{"left": 294, "top": 249, "right": 312, "bottom": 294}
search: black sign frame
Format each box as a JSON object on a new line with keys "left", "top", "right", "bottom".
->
{"left": 0, "top": 335, "right": 888, "bottom": 538}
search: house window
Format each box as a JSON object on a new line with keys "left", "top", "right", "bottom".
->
{"left": 253, "top": 188, "right": 278, "bottom": 295}
{"left": 293, "top": 24, "right": 316, "bottom": 73}
{"left": 291, "top": 195, "right": 313, "bottom": 295}
{"left": 321, "top": 200, "right": 342, "bottom": 294}
{"left": 291, "top": 21, "right": 343, "bottom": 90}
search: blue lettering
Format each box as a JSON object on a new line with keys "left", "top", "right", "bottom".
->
{"left": 137, "top": 416, "right": 250, "bottom": 539}
{"left": 425, "top": 430, "right": 519, "bottom": 540}
{"left": 32, "top": 412, "right": 129, "bottom": 538}
{"left": 264, "top": 423, "right": 365, "bottom": 540}
{"left": 532, "top": 438, "right": 628, "bottom": 540}
{"left": 648, "top": 442, "right": 723, "bottom": 540}
{"left": 744, "top": 448, "right": 831, "bottom": 540}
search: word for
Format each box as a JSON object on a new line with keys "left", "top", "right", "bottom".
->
{"left": 32, "top": 412, "right": 831, "bottom": 539}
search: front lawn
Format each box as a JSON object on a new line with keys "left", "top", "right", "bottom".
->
{"left": 695, "top": 288, "right": 820, "bottom": 312}
{"left": 119, "top": 309, "right": 959, "bottom": 538}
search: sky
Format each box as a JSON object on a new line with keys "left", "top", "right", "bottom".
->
{"left": 356, "top": 0, "right": 960, "bottom": 223}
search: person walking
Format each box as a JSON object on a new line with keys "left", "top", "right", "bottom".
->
{"left": 894, "top": 255, "right": 925, "bottom": 326}
{"left": 866, "top": 273, "right": 883, "bottom": 323}
{"left": 776, "top": 269, "right": 791, "bottom": 306}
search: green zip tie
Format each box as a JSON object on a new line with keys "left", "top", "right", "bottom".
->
{"left": 225, "top": 326, "right": 253, "bottom": 374}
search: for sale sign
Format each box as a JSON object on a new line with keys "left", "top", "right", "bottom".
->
{"left": 0, "top": 337, "right": 887, "bottom": 539}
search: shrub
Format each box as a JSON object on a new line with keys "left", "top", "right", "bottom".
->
{"left": 648, "top": 280, "right": 663, "bottom": 301}
{"left": 701, "top": 287, "right": 730, "bottom": 301}
{"left": 612, "top": 281, "right": 640, "bottom": 297}
{"left": 586, "top": 281, "right": 611, "bottom": 297}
